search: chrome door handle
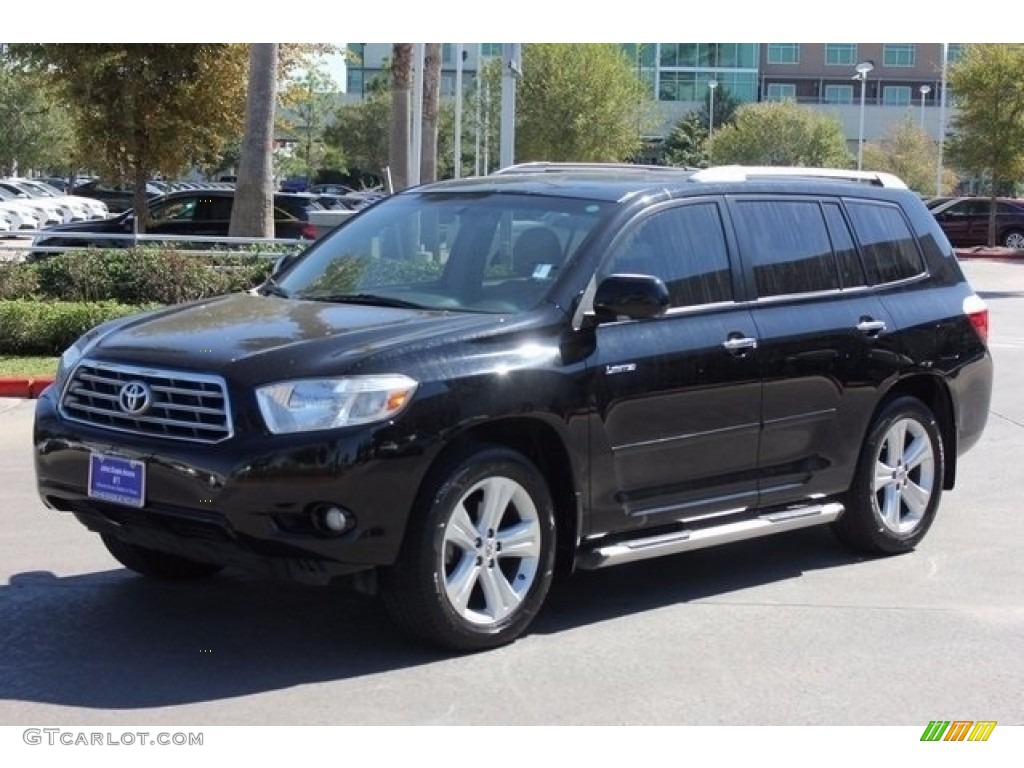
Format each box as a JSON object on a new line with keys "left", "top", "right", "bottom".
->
{"left": 856, "top": 319, "right": 887, "bottom": 334}
{"left": 722, "top": 336, "right": 758, "bottom": 352}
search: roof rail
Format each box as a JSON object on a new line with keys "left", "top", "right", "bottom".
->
{"left": 493, "top": 162, "right": 693, "bottom": 175}
{"left": 690, "top": 165, "right": 908, "bottom": 189}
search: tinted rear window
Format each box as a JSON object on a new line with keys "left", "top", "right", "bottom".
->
{"left": 844, "top": 200, "right": 924, "bottom": 284}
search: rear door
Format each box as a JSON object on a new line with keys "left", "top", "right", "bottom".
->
{"left": 587, "top": 199, "right": 762, "bottom": 534}
{"left": 728, "top": 195, "right": 904, "bottom": 506}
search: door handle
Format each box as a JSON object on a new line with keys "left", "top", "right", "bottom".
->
{"left": 722, "top": 335, "right": 758, "bottom": 353}
{"left": 856, "top": 319, "right": 887, "bottom": 335}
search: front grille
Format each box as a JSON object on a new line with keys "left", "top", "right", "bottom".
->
{"left": 60, "top": 361, "right": 233, "bottom": 443}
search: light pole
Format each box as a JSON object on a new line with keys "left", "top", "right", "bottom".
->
{"left": 708, "top": 79, "right": 718, "bottom": 137}
{"left": 919, "top": 84, "right": 931, "bottom": 131}
{"left": 853, "top": 60, "right": 874, "bottom": 171}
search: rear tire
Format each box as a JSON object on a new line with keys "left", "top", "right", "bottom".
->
{"left": 833, "top": 397, "right": 944, "bottom": 555}
{"left": 1002, "top": 229, "right": 1024, "bottom": 249}
{"left": 381, "top": 445, "right": 556, "bottom": 652}
{"left": 101, "top": 534, "right": 224, "bottom": 579}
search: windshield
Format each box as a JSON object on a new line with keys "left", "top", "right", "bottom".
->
{"left": 276, "top": 191, "right": 612, "bottom": 313}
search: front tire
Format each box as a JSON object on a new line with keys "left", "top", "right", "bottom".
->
{"left": 101, "top": 534, "right": 224, "bottom": 579}
{"left": 833, "top": 397, "right": 944, "bottom": 555}
{"left": 381, "top": 445, "right": 556, "bottom": 652}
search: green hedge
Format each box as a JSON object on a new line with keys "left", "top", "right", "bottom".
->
{"left": 0, "top": 247, "right": 273, "bottom": 305}
{"left": 0, "top": 300, "right": 149, "bottom": 355}
{"left": 0, "top": 247, "right": 277, "bottom": 355}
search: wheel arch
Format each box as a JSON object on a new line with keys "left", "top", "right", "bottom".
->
{"left": 417, "top": 417, "right": 581, "bottom": 576}
{"left": 877, "top": 373, "right": 958, "bottom": 490}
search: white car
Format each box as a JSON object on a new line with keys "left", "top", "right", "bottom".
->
{"left": 0, "top": 186, "right": 63, "bottom": 227}
{"left": 11, "top": 178, "right": 110, "bottom": 220}
{"left": 0, "top": 179, "right": 91, "bottom": 224}
{"left": 0, "top": 201, "right": 43, "bottom": 233}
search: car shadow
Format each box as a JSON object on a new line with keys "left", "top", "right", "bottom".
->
{"left": 0, "top": 527, "right": 864, "bottom": 711}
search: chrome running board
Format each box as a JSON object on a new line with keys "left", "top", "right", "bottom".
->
{"left": 577, "top": 502, "right": 844, "bottom": 570}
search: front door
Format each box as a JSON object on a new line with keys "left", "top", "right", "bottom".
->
{"left": 586, "top": 200, "right": 762, "bottom": 535}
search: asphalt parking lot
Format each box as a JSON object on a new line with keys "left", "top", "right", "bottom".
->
{"left": 0, "top": 258, "right": 1022, "bottom": 728}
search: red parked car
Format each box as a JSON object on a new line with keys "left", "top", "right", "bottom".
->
{"left": 931, "top": 196, "right": 1024, "bottom": 249}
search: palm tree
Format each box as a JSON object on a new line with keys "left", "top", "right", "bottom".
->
{"left": 230, "top": 43, "right": 278, "bottom": 237}
{"left": 420, "top": 43, "right": 441, "bottom": 183}
{"left": 389, "top": 44, "right": 412, "bottom": 191}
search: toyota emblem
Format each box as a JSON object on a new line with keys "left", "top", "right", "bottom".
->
{"left": 118, "top": 381, "right": 152, "bottom": 415}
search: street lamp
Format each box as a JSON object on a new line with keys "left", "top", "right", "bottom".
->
{"left": 919, "top": 84, "right": 931, "bottom": 131}
{"left": 853, "top": 60, "right": 874, "bottom": 171}
{"left": 708, "top": 79, "right": 718, "bottom": 137}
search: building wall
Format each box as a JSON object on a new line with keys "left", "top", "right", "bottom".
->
{"left": 344, "top": 42, "right": 959, "bottom": 144}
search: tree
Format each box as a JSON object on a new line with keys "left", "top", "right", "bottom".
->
{"left": 862, "top": 116, "right": 958, "bottom": 196}
{"left": 230, "top": 44, "right": 278, "bottom": 239}
{"left": 697, "top": 85, "right": 741, "bottom": 139}
{"left": 663, "top": 112, "right": 709, "bottom": 168}
{"left": 389, "top": 44, "right": 413, "bottom": 191}
{"left": 707, "top": 100, "right": 854, "bottom": 168}
{"left": 420, "top": 44, "right": 442, "bottom": 183}
{"left": 945, "top": 43, "right": 1024, "bottom": 245}
{"left": 10, "top": 44, "right": 248, "bottom": 231}
{"left": 515, "top": 44, "right": 654, "bottom": 162}
{"left": 0, "top": 53, "right": 74, "bottom": 176}
{"left": 277, "top": 59, "right": 342, "bottom": 184}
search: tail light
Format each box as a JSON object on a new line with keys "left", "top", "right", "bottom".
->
{"left": 963, "top": 294, "right": 989, "bottom": 344}
{"left": 301, "top": 223, "right": 318, "bottom": 240}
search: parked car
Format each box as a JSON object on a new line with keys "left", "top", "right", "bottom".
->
{"left": 0, "top": 178, "right": 91, "bottom": 224}
{"left": 31, "top": 188, "right": 323, "bottom": 256}
{"left": 34, "top": 165, "right": 993, "bottom": 651}
{"left": 930, "top": 196, "right": 1024, "bottom": 249}
{"left": 71, "top": 179, "right": 165, "bottom": 214}
{"left": 12, "top": 178, "right": 110, "bottom": 220}
{"left": 0, "top": 198, "right": 43, "bottom": 234}
{"left": 0, "top": 186, "right": 62, "bottom": 228}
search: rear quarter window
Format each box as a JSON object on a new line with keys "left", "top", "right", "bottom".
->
{"left": 844, "top": 200, "right": 924, "bottom": 284}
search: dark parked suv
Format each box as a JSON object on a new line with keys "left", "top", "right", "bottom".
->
{"left": 33, "top": 165, "right": 993, "bottom": 651}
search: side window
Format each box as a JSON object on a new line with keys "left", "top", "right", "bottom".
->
{"left": 733, "top": 199, "right": 840, "bottom": 297}
{"left": 845, "top": 200, "right": 924, "bottom": 284}
{"left": 821, "top": 203, "right": 867, "bottom": 288}
{"left": 608, "top": 202, "right": 733, "bottom": 309}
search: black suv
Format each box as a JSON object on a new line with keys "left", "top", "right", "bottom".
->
{"left": 33, "top": 165, "right": 993, "bottom": 651}
{"left": 31, "top": 188, "right": 321, "bottom": 256}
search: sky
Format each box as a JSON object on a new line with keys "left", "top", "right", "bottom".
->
{"left": 7, "top": 1, "right": 1008, "bottom": 44}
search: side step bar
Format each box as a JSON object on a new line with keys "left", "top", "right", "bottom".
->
{"left": 577, "top": 502, "right": 844, "bottom": 570}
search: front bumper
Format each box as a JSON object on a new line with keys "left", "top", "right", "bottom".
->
{"left": 33, "top": 388, "right": 434, "bottom": 585}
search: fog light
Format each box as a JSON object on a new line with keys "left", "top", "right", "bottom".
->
{"left": 312, "top": 505, "right": 352, "bottom": 535}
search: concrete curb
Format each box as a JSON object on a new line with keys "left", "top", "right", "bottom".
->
{"left": 955, "top": 247, "right": 1024, "bottom": 260}
{"left": 0, "top": 377, "right": 55, "bottom": 399}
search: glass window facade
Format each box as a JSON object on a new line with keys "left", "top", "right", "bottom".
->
{"left": 659, "top": 44, "right": 756, "bottom": 68}
{"left": 825, "top": 44, "right": 857, "bottom": 66}
{"left": 767, "top": 44, "right": 800, "bottom": 64}
{"left": 883, "top": 86, "right": 912, "bottom": 106}
{"left": 883, "top": 44, "right": 916, "bottom": 67}
{"left": 481, "top": 44, "right": 502, "bottom": 57}
{"left": 824, "top": 84, "right": 854, "bottom": 104}
{"left": 659, "top": 71, "right": 757, "bottom": 102}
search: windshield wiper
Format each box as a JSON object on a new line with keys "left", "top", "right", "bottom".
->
{"left": 300, "top": 293, "right": 425, "bottom": 310}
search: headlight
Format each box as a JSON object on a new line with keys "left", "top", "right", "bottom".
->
{"left": 53, "top": 343, "right": 84, "bottom": 389}
{"left": 256, "top": 375, "right": 418, "bottom": 434}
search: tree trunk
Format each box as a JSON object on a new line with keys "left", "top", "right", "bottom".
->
{"left": 230, "top": 43, "right": 278, "bottom": 238}
{"left": 420, "top": 43, "right": 441, "bottom": 183}
{"left": 389, "top": 44, "right": 412, "bottom": 191}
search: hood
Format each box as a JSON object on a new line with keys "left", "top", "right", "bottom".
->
{"left": 88, "top": 293, "right": 541, "bottom": 381}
